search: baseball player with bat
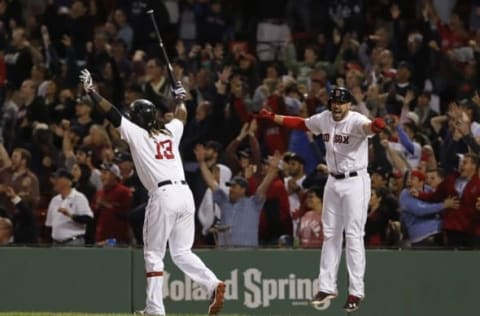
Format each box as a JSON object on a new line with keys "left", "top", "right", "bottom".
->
{"left": 78, "top": 10, "right": 225, "bottom": 316}
{"left": 258, "top": 87, "right": 386, "bottom": 312}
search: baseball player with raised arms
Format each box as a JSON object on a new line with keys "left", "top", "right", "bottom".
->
{"left": 79, "top": 69, "right": 225, "bottom": 316}
{"left": 259, "top": 87, "right": 385, "bottom": 312}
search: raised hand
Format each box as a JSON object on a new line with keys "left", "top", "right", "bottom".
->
{"left": 371, "top": 117, "right": 386, "bottom": 133}
{"left": 172, "top": 81, "right": 187, "bottom": 100}
{"left": 257, "top": 108, "right": 275, "bottom": 121}
{"left": 79, "top": 69, "right": 94, "bottom": 93}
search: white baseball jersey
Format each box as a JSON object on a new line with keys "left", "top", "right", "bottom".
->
{"left": 119, "top": 117, "right": 185, "bottom": 191}
{"left": 119, "top": 115, "right": 221, "bottom": 315}
{"left": 45, "top": 188, "right": 93, "bottom": 240}
{"left": 305, "top": 110, "right": 372, "bottom": 298}
{"left": 305, "top": 111, "right": 371, "bottom": 174}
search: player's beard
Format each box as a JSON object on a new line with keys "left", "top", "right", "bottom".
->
{"left": 332, "top": 109, "right": 348, "bottom": 121}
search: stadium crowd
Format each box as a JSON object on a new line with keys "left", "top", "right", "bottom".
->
{"left": 1, "top": 0, "right": 480, "bottom": 249}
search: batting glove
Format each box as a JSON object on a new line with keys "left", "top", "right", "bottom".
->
{"left": 371, "top": 117, "right": 386, "bottom": 133}
{"left": 172, "top": 81, "right": 187, "bottom": 100}
{"left": 79, "top": 69, "right": 94, "bottom": 92}
{"left": 257, "top": 108, "right": 275, "bottom": 121}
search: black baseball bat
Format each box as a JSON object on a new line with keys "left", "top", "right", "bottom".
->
{"left": 147, "top": 9, "right": 177, "bottom": 85}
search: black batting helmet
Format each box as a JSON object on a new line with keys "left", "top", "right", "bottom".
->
{"left": 129, "top": 99, "right": 157, "bottom": 131}
{"left": 328, "top": 87, "right": 353, "bottom": 110}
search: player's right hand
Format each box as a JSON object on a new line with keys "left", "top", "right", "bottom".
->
{"left": 79, "top": 69, "right": 94, "bottom": 92}
{"left": 257, "top": 108, "right": 275, "bottom": 121}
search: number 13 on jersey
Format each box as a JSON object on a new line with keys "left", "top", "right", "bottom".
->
{"left": 155, "top": 140, "right": 174, "bottom": 160}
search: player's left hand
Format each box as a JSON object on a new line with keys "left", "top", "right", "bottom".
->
{"left": 371, "top": 117, "right": 386, "bottom": 133}
{"left": 79, "top": 69, "right": 94, "bottom": 92}
{"left": 172, "top": 81, "right": 187, "bottom": 100}
{"left": 257, "top": 108, "right": 275, "bottom": 121}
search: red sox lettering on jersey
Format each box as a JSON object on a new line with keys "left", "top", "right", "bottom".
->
{"left": 306, "top": 111, "right": 371, "bottom": 174}
{"left": 322, "top": 133, "right": 350, "bottom": 144}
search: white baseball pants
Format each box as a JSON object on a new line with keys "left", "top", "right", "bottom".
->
{"left": 318, "top": 172, "right": 370, "bottom": 298}
{"left": 143, "top": 184, "right": 220, "bottom": 314}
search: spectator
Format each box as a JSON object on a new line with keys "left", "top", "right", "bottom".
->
{"left": 15, "top": 79, "right": 49, "bottom": 146}
{"left": 190, "top": 140, "right": 231, "bottom": 243}
{"left": 370, "top": 166, "right": 390, "bottom": 190}
{"left": 141, "top": 57, "right": 170, "bottom": 109}
{"left": 283, "top": 152, "right": 307, "bottom": 237}
{"left": 250, "top": 157, "right": 292, "bottom": 245}
{"left": 0, "top": 147, "right": 40, "bottom": 212}
{"left": 224, "top": 121, "right": 261, "bottom": 178}
{"left": 93, "top": 163, "right": 132, "bottom": 245}
{"left": 45, "top": 168, "right": 93, "bottom": 245}
{"left": 414, "top": 154, "right": 480, "bottom": 247}
{"left": 365, "top": 187, "right": 399, "bottom": 247}
{"left": 71, "top": 162, "right": 96, "bottom": 202}
{"left": 0, "top": 185, "right": 37, "bottom": 244}
{"left": 112, "top": 8, "right": 134, "bottom": 51}
{"left": 425, "top": 168, "right": 445, "bottom": 191}
{"left": 195, "top": 145, "right": 280, "bottom": 247}
{"left": 385, "top": 62, "right": 415, "bottom": 116}
{"left": 4, "top": 27, "right": 33, "bottom": 90}
{"left": 71, "top": 96, "right": 95, "bottom": 139}
{"left": 400, "top": 170, "right": 458, "bottom": 247}
{"left": 284, "top": 44, "right": 325, "bottom": 88}
{"left": 113, "top": 151, "right": 148, "bottom": 245}
{"left": 180, "top": 100, "right": 215, "bottom": 162}
{"left": 196, "top": 0, "right": 228, "bottom": 45}
{"left": 298, "top": 186, "right": 324, "bottom": 248}
{"left": 67, "top": 0, "right": 95, "bottom": 61}
{"left": 0, "top": 217, "right": 13, "bottom": 245}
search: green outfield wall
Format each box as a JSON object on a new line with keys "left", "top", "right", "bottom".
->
{"left": 0, "top": 247, "right": 478, "bottom": 315}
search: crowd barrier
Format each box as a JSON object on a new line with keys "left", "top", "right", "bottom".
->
{"left": 0, "top": 247, "right": 478, "bottom": 315}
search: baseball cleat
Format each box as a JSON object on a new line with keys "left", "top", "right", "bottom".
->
{"left": 344, "top": 294, "right": 362, "bottom": 312}
{"left": 311, "top": 291, "right": 337, "bottom": 306}
{"left": 208, "top": 281, "right": 226, "bottom": 315}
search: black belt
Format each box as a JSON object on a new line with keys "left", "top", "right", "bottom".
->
{"left": 158, "top": 180, "right": 187, "bottom": 187}
{"left": 330, "top": 171, "right": 358, "bottom": 179}
{"left": 54, "top": 235, "right": 84, "bottom": 244}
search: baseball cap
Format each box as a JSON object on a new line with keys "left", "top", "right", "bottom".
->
{"left": 391, "top": 170, "right": 404, "bottom": 179}
{"left": 397, "top": 61, "right": 412, "bottom": 72}
{"left": 226, "top": 176, "right": 248, "bottom": 189}
{"left": 283, "top": 152, "right": 306, "bottom": 165}
{"left": 406, "top": 111, "right": 419, "bottom": 125}
{"left": 410, "top": 170, "right": 426, "bottom": 181}
{"left": 113, "top": 151, "right": 133, "bottom": 163}
{"left": 204, "top": 140, "right": 222, "bottom": 153}
{"left": 458, "top": 98, "right": 475, "bottom": 110}
{"left": 370, "top": 166, "right": 390, "bottom": 180}
{"left": 75, "top": 95, "right": 94, "bottom": 108}
{"left": 52, "top": 168, "right": 74, "bottom": 181}
{"left": 100, "top": 163, "right": 121, "bottom": 179}
{"left": 238, "top": 149, "right": 251, "bottom": 159}
{"left": 69, "top": 124, "right": 84, "bottom": 136}
{"left": 76, "top": 145, "right": 93, "bottom": 156}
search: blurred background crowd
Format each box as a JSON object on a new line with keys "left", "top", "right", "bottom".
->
{"left": 1, "top": 0, "right": 480, "bottom": 249}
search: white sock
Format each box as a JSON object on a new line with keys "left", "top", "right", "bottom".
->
{"left": 145, "top": 275, "right": 165, "bottom": 315}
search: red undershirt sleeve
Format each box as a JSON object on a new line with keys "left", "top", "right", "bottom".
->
{"left": 282, "top": 116, "right": 309, "bottom": 131}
